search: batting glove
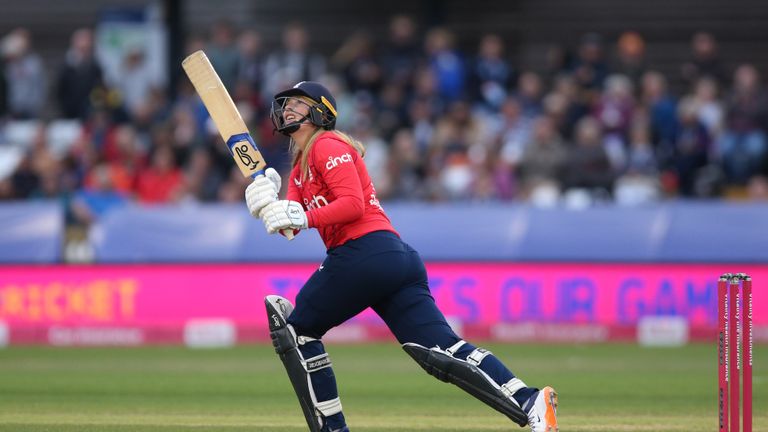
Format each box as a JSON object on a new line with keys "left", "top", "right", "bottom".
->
{"left": 261, "top": 200, "right": 308, "bottom": 234}
{"left": 245, "top": 168, "right": 281, "bottom": 218}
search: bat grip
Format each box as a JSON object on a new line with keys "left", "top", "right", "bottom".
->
{"left": 282, "top": 229, "right": 295, "bottom": 240}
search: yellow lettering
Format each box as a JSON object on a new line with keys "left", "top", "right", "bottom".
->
{"left": 117, "top": 280, "right": 138, "bottom": 318}
{"left": 0, "top": 278, "right": 142, "bottom": 323}
{"left": 88, "top": 281, "right": 112, "bottom": 321}
{"left": 27, "top": 285, "right": 42, "bottom": 321}
{"left": 0, "top": 286, "right": 26, "bottom": 317}
{"left": 66, "top": 286, "right": 86, "bottom": 317}
{"left": 44, "top": 283, "right": 63, "bottom": 321}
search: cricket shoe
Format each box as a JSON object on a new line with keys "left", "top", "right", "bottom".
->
{"left": 526, "top": 386, "right": 558, "bottom": 432}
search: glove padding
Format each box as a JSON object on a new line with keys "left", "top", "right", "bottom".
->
{"left": 245, "top": 168, "right": 281, "bottom": 218}
{"left": 262, "top": 200, "right": 308, "bottom": 234}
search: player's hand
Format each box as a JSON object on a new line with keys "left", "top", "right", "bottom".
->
{"left": 245, "top": 168, "right": 281, "bottom": 218}
{"left": 261, "top": 200, "right": 308, "bottom": 234}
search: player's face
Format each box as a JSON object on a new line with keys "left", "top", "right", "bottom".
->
{"left": 282, "top": 97, "right": 311, "bottom": 123}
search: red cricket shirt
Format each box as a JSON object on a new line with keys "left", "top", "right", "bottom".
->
{"left": 286, "top": 131, "right": 397, "bottom": 248}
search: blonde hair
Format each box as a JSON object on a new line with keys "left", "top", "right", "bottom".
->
{"left": 291, "top": 129, "right": 366, "bottom": 181}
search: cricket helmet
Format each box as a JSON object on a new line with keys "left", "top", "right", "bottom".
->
{"left": 271, "top": 81, "right": 338, "bottom": 136}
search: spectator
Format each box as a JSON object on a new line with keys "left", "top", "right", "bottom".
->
{"left": 681, "top": 32, "right": 727, "bottom": 88}
{"left": 541, "top": 44, "right": 572, "bottom": 84}
{"left": 331, "top": 31, "right": 382, "bottom": 97}
{"left": 56, "top": 28, "right": 104, "bottom": 120}
{"left": 375, "top": 81, "right": 408, "bottom": 140}
{"left": 406, "top": 96, "right": 436, "bottom": 153}
{"left": 115, "top": 48, "right": 156, "bottom": 120}
{"left": 469, "top": 33, "right": 514, "bottom": 112}
{"left": 690, "top": 76, "right": 724, "bottom": 139}
{"left": 598, "top": 75, "right": 636, "bottom": 133}
{"left": 7, "top": 124, "right": 53, "bottom": 199}
{"left": 487, "top": 154, "right": 518, "bottom": 201}
{"left": 719, "top": 64, "right": 768, "bottom": 184}
{"left": 236, "top": 29, "right": 266, "bottom": 95}
{"left": 352, "top": 117, "right": 391, "bottom": 196}
{"left": 518, "top": 115, "right": 568, "bottom": 198}
{"left": 387, "top": 128, "right": 426, "bottom": 200}
{"left": 409, "top": 65, "right": 444, "bottom": 119}
{"left": 206, "top": 19, "right": 239, "bottom": 92}
{"left": 70, "top": 163, "right": 129, "bottom": 226}
{"left": 515, "top": 71, "right": 544, "bottom": 118}
{"left": 563, "top": 116, "right": 615, "bottom": 197}
{"left": 428, "top": 101, "right": 481, "bottom": 200}
{"left": 429, "top": 100, "right": 483, "bottom": 158}
{"left": 380, "top": 14, "right": 422, "bottom": 91}
{"left": 2, "top": 28, "right": 46, "bottom": 119}
{"left": 495, "top": 96, "right": 535, "bottom": 167}
{"left": 624, "top": 121, "right": 658, "bottom": 177}
{"left": 673, "top": 97, "right": 711, "bottom": 196}
{"left": 611, "top": 31, "right": 647, "bottom": 87}
{"left": 424, "top": 27, "right": 466, "bottom": 104}
{"left": 434, "top": 151, "right": 473, "bottom": 200}
{"left": 262, "top": 22, "right": 326, "bottom": 98}
{"left": 216, "top": 168, "right": 249, "bottom": 203}
{"left": 184, "top": 146, "right": 223, "bottom": 202}
{"left": 547, "top": 74, "right": 590, "bottom": 140}
{"left": 616, "top": 121, "right": 661, "bottom": 204}
{"left": 571, "top": 32, "right": 609, "bottom": 91}
{"left": 10, "top": 152, "right": 39, "bottom": 199}
{"left": 89, "top": 124, "right": 142, "bottom": 195}
{"left": 134, "top": 145, "right": 185, "bottom": 203}
{"left": 593, "top": 74, "right": 636, "bottom": 170}
{"left": 640, "top": 71, "right": 678, "bottom": 161}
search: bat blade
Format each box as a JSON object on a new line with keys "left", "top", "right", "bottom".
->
{"left": 182, "top": 50, "right": 266, "bottom": 179}
{"left": 183, "top": 50, "right": 294, "bottom": 240}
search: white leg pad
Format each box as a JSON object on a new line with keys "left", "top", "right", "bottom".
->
{"left": 445, "top": 340, "right": 467, "bottom": 356}
{"left": 501, "top": 377, "right": 527, "bottom": 401}
{"left": 466, "top": 348, "right": 492, "bottom": 366}
{"left": 315, "top": 397, "right": 343, "bottom": 417}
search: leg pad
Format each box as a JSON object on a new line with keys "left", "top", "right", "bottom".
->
{"left": 265, "top": 295, "right": 342, "bottom": 432}
{"left": 403, "top": 342, "right": 529, "bottom": 427}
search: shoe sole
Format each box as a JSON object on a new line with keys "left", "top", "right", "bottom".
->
{"left": 542, "top": 386, "right": 558, "bottom": 432}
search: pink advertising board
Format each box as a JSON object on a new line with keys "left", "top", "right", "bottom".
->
{"left": 1, "top": 263, "right": 765, "bottom": 344}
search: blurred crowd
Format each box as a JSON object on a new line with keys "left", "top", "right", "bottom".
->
{"left": 1, "top": 15, "right": 768, "bottom": 229}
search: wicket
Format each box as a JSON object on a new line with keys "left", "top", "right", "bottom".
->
{"left": 718, "top": 273, "right": 753, "bottom": 432}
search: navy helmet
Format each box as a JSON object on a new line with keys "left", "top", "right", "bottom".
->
{"left": 271, "top": 81, "right": 338, "bottom": 136}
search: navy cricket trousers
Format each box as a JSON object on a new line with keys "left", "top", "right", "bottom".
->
{"left": 284, "top": 231, "right": 529, "bottom": 430}
{"left": 287, "top": 230, "right": 458, "bottom": 348}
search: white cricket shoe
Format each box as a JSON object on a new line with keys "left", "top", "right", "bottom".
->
{"left": 527, "top": 386, "right": 558, "bottom": 432}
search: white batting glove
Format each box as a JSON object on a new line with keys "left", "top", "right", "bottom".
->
{"left": 261, "top": 200, "right": 308, "bottom": 234}
{"left": 245, "top": 168, "right": 282, "bottom": 218}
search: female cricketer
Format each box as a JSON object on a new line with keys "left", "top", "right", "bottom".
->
{"left": 246, "top": 81, "right": 558, "bottom": 432}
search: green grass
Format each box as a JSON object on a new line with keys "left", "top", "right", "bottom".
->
{"left": 0, "top": 343, "right": 764, "bottom": 431}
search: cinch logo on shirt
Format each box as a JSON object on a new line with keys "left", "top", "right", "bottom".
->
{"left": 325, "top": 153, "right": 353, "bottom": 171}
{"left": 304, "top": 194, "right": 329, "bottom": 210}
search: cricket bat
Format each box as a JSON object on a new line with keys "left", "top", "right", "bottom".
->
{"left": 182, "top": 50, "right": 293, "bottom": 239}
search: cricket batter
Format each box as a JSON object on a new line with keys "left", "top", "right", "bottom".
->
{"left": 246, "top": 81, "right": 558, "bottom": 432}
